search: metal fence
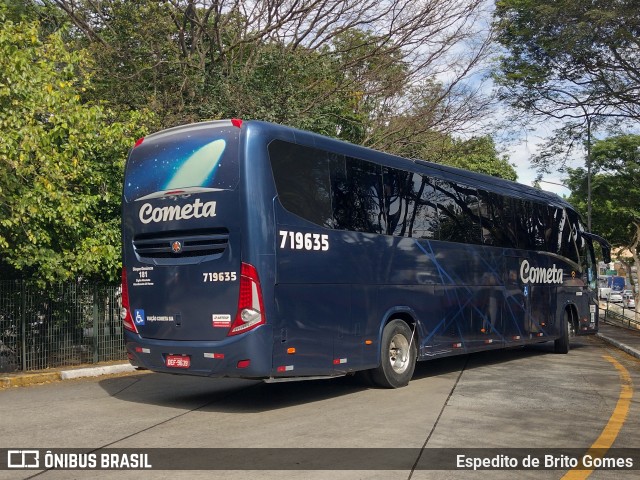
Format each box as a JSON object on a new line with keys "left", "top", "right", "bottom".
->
{"left": 601, "top": 301, "right": 640, "bottom": 331}
{"left": 0, "top": 280, "right": 125, "bottom": 373}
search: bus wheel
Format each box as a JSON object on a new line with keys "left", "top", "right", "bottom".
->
{"left": 554, "top": 311, "right": 571, "bottom": 354}
{"left": 371, "top": 320, "right": 417, "bottom": 388}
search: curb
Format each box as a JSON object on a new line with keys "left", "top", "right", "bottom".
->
{"left": 597, "top": 334, "right": 640, "bottom": 360}
{"left": 60, "top": 364, "right": 136, "bottom": 380}
{"left": 1, "top": 363, "right": 137, "bottom": 388}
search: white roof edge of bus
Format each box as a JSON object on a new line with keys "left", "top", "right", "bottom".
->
{"left": 144, "top": 120, "right": 233, "bottom": 141}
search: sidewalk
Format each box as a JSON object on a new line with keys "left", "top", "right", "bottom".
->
{"left": 597, "top": 321, "right": 640, "bottom": 360}
{"left": 1, "top": 323, "right": 639, "bottom": 389}
{"left": 0, "top": 361, "right": 138, "bottom": 388}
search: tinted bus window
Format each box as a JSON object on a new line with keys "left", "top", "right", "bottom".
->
{"left": 382, "top": 167, "right": 413, "bottom": 236}
{"left": 477, "top": 190, "right": 517, "bottom": 248}
{"left": 382, "top": 168, "right": 439, "bottom": 239}
{"left": 513, "top": 199, "right": 535, "bottom": 250}
{"left": 269, "top": 140, "right": 333, "bottom": 228}
{"left": 556, "top": 208, "right": 579, "bottom": 264}
{"left": 434, "top": 180, "right": 482, "bottom": 244}
{"left": 531, "top": 203, "right": 554, "bottom": 252}
{"left": 331, "top": 156, "right": 385, "bottom": 234}
{"left": 124, "top": 124, "right": 240, "bottom": 201}
{"left": 477, "top": 193, "right": 494, "bottom": 246}
{"left": 565, "top": 209, "right": 593, "bottom": 284}
{"left": 412, "top": 174, "right": 439, "bottom": 239}
{"left": 567, "top": 209, "right": 589, "bottom": 272}
{"left": 548, "top": 207, "right": 564, "bottom": 255}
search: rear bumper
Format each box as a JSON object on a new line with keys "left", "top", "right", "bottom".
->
{"left": 124, "top": 325, "right": 273, "bottom": 378}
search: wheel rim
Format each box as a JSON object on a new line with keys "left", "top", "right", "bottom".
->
{"left": 388, "top": 333, "right": 410, "bottom": 374}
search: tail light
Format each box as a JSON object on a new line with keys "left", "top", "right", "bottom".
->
{"left": 120, "top": 268, "right": 139, "bottom": 333}
{"left": 228, "top": 263, "right": 265, "bottom": 336}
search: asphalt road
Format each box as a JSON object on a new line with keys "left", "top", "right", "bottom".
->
{"left": 1, "top": 335, "right": 639, "bottom": 480}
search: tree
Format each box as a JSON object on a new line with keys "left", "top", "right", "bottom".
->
{"left": 0, "top": 11, "right": 149, "bottom": 284}
{"left": 494, "top": 0, "right": 640, "bottom": 122}
{"left": 42, "top": 0, "right": 496, "bottom": 143}
{"left": 439, "top": 136, "right": 517, "bottom": 180}
{"left": 493, "top": 0, "right": 640, "bottom": 177}
{"left": 566, "top": 134, "right": 640, "bottom": 299}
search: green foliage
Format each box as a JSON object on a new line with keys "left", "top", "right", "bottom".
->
{"left": 0, "top": 13, "right": 150, "bottom": 284}
{"left": 0, "top": 1, "right": 509, "bottom": 286}
{"left": 376, "top": 125, "right": 517, "bottom": 181}
{"left": 566, "top": 134, "right": 640, "bottom": 257}
{"left": 205, "top": 43, "right": 365, "bottom": 143}
{"left": 74, "top": 0, "right": 185, "bottom": 129}
{"left": 443, "top": 136, "right": 517, "bottom": 181}
{"left": 493, "top": 0, "right": 640, "bottom": 119}
{"left": 74, "top": 3, "right": 401, "bottom": 145}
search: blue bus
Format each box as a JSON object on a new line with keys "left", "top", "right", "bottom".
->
{"left": 121, "top": 119, "right": 611, "bottom": 388}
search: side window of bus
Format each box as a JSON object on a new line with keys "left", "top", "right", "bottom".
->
{"left": 556, "top": 208, "right": 580, "bottom": 264}
{"left": 414, "top": 174, "right": 439, "bottom": 239}
{"left": 381, "top": 167, "right": 412, "bottom": 236}
{"left": 549, "top": 207, "right": 564, "bottom": 255}
{"left": 434, "top": 180, "right": 482, "bottom": 244}
{"left": 512, "top": 199, "right": 535, "bottom": 250}
{"left": 269, "top": 140, "right": 333, "bottom": 228}
{"left": 567, "top": 209, "right": 589, "bottom": 272}
{"left": 530, "top": 202, "right": 555, "bottom": 252}
{"left": 476, "top": 190, "right": 518, "bottom": 248}
{"left": 381, "top": 168, "right": 438, "bottom": 239}
{"left": 330, "top": 156, "right": 385, "bottom": 234}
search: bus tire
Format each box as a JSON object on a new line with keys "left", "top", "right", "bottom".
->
{"left": 554, "top": 311, "right": 570, "bottom": 354}
{"left": 370, "top": 319, "right": 417, "bottom": 388}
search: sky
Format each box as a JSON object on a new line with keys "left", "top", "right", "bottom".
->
{"left": 506, "top": 130, "right": 574, "bottom": 198}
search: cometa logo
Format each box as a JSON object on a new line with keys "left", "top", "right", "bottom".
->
{"left": 520, "top": 259, "right": 564, "bottom": 284}
{"left": 139, "top": 198, "right": 217, "bottom": 224}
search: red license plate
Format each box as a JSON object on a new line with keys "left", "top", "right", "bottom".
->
{"left": 166, "top": 355, "right": 190, "bottom": 368}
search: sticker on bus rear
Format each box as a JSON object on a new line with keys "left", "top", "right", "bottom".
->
{"left": 134, "top": 309, "right": 146, "bottom": 326}
{"left": 212, "top": 314, "right": 231, "bottom": 328}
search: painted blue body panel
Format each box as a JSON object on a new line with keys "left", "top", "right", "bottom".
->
{"left": 122, "top": 120, "right": 599, "bottom": 380}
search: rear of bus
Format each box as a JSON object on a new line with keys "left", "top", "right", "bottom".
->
{"left": 121, "top": 120, "right": 272, "bottom": 378}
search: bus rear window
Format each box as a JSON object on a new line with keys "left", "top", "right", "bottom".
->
{"left": 124, "top": 124, "right": 240, "bottom": 201}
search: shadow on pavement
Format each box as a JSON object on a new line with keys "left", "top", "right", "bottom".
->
{"left": 99, "top": 337, "right": 588, "bottom": 413}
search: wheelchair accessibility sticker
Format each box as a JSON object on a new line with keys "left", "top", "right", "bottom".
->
{"left": 134, "top": 309, "right": 145, "bottom": 326}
